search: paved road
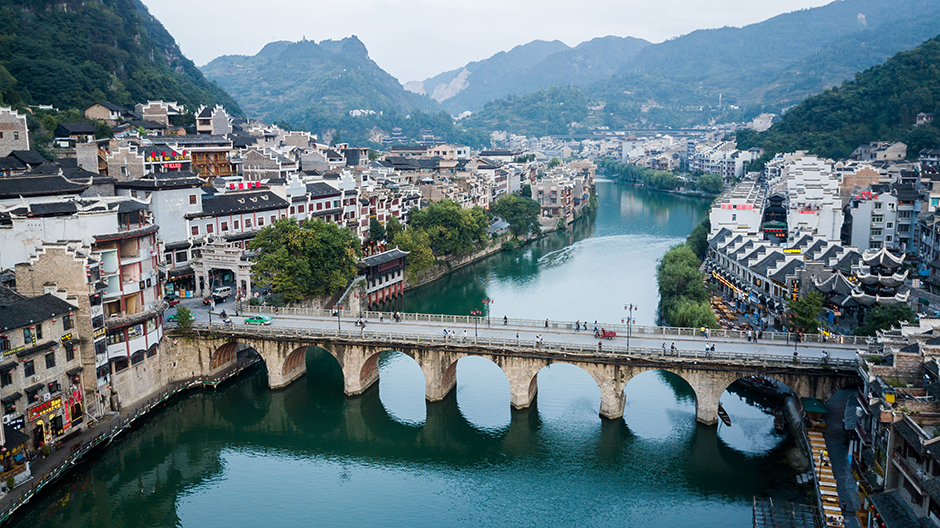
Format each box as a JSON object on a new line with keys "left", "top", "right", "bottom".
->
{"left": 172, "top": 296, "right": 861, "bottom": 362}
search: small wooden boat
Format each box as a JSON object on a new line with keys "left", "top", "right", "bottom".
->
{"left": 718, "top": 403, "right": 731, "bottom": 426}
{"left": 773, "top": 409, "right": 786, "bottom": 432}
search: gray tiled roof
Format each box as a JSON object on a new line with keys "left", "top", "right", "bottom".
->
{"left": 0, "top": 294, "right": 76, "bottom": 331}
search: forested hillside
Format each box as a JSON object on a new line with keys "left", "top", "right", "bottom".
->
{"left": 736, "top": 35, "right": 940, "bottom": 160}
{"left": 0, "top": 0, "right": 240, "bottom": 113}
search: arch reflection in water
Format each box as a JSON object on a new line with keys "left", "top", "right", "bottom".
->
{"left": 377, "top": 351, "right": 426, "bottom": 426}
{"left": 623, "top": 370, "right": 697, "bottom": 441}
{"left": 716, "top": 376, "right": 792, "bottom": 456}
{"left": 454, "top": 356, "right": 510, "bottom": 434}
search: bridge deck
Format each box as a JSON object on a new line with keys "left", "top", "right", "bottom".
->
{"left": 183, "top": 322, "right": 859, "bottom": 372}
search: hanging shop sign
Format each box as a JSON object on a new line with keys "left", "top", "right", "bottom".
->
{"left": 27, "top": 395, "right": 62, "bottom": 422}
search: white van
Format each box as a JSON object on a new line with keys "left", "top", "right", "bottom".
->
{"left": 212, "top": 286, "right": 232, "bottom": 299}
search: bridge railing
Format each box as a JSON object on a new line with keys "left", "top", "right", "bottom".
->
{"left": 234, "top": 305, "right": 867, "bottom": 346}
{"left": 181, "top": 322, "right": 858, "bottom": 370}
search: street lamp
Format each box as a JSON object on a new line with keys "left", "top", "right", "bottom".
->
{"left": 470, "top": 309, "right": 482, "bottom": 336}
{"left": 483, "top": 298, "right": 494, "bottom": 327}
{"left": 334, "top": 304, "right": 343, "bottom": 333}
{"left": 624, "top": 304, "right": 637, "bottom": 348}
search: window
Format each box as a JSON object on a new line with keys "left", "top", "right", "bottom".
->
{"left": 24, "top": 360, "right": 34, "bottom": 377}
{"left": 731, "top": 214, "right": 737, "bottom": 222}
{"left": 872, "top": 215, "right": 883, "bottom": 223}
{"left": 886, "top": 235, "right": 893, "bottom": 242}
{"left": 0, "top": 370, "right": 11, "bottom": 388}
{"left": 333, "top": 200, "right": 340, "bottom": 208}
{"left": 221, "top": 222, "right": 228, "bottom": 232}
{"left": 289, "top": 206, "right": 295, "bottom": 215}
{"left": 63, "top": 314, "right": 74, "bottom": 331}
{"left": 65, "top": 342, "right": 75, "bottom": 362}
{"left": 35, "top": 323, "right": 42, "bottom": 340}
{"left": 270, "top": 216, "right": 276, "bottom": 224}
{"left": 23, "top": 328, "right": 32, "bottom": 343}
{"left": 298, "top": 205, "right": 305, "bottom": 213}
{"left": 233, "top": 220, "right": 240, "bottom": 230}
{"left": 14, "top": 132, "right": 19, "bottom": 140}
{"left": 45, "top": 352, "right": 55, "bottom": 369}
{"left": 190, "top": 194, "right": 197, "bottom": 205}
{"left": 874, "top": 202, "right": 883, "bottom": 209}
{"left": 206, "top": 224, "right": 214, "bottom": 234}
{"left": 317, "top": 203, "right": 323, "bottom": 211}
{"left": 899, "top": 224, "right": 911, "bottom": 232}
{"left": 175, "top": 250, "right": 188, "bottom": 263}
{"left": 245, "top": 219, "right": 252, "bottom": 229}
{"left": 257, "top": 218, "right": 264, "bottom": 227}
{"left": 0, "top": 336, "right": 8, "bottom": 352}
{"left": 871, "top": 229, "right": 883, "bottom": 236}
{"left": 191, "top": 225, "right": 199, "bottom": 236}
{"left": 131, "top": 351, "right": 145, "bottom": 365}
{"left": 114, "top": 358, "right": 129, "bottom": 372}
{"left": 886, "top": 222, "right": 893, "bottom": 229}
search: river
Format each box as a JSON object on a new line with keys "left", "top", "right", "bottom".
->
{"left": 9, "top": 181, "right": 808, "bottom": 528}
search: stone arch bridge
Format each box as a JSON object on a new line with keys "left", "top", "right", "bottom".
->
{"left": 167, "top": 324, "right": 858, "bottom": 426}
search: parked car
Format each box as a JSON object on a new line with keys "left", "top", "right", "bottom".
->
{"left": 245, "top": 314, "right": 273, "bottom": 325}
{"left": 203, "top": 294, "right": 225, "bottom": 305}
{"left": 165, "top": 294, "right": 181, "bottom": 307}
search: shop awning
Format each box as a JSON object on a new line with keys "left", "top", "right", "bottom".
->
{"left": 1, "top": 392, "right": 21, "bottom": 404}
{"left": 15, "top": 340, "right": 58, "bottom": 358}
{"left": 801, "top": 397, "right": 827, "bottom": 414}
{"left": 0, "top": 362, "right": 17, "bottom": 374}
{"left": 66, "top": 366, "right": 83, "bottom": 377}
{"left": 23, "top": 383, "right": 43, "bottom": 394}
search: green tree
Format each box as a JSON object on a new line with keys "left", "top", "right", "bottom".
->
{"left": 696, "top": 173, "right": 724, "bottom": 194}
{"left": 786, "top": 291, "right": 825, "bottom": 333}
{"left": 248, "top": 218, "right": 360, "bottom": 301}
{"left": 685, "top": 218, "right": 711, "bottom": 261}
{"left": 393, "top": 228, "right": 435, "bottom": 282}
{"left": 491, "top": 194, "right": 542, "bottom": 238}
{"left": 520, "top": 184, "right": 532, "bottom": 198}
{"left": 547, "top": 158, "right": 561, "bottom": 169}
{"left": 174, "top": 306, "right": 194, "bottom": 331}
{"left": 656, "top": 244, "right": 716, "bottom": 328}
{"left": 386, "top": 215, "right": 403, "bottom": 242}
{"left": 409, "top": 200, "right": 488, "bottom": 256}
{"left": 853, "top": 304, "right": 917, "bottom": 336}
{"left": 369, "top": 217, "right": 386, "bottom": 242}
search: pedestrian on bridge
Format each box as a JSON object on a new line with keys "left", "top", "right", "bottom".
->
{"left": 516, "top": 332, "right": 520, "bottom": 344}
{"left": 670, "top": 342, "right": 676, "bottom": 351}
{"left": 575, "top": 320, "right": 580, "bottom": 332}
{"left": 463, "top": 330, "right": 467, "bottom": 342}
{"left": 503, "top": 315, "right": 508, "bottom": 326}
{"left": 545, "top": 319, "right": 549, "bottom": 329}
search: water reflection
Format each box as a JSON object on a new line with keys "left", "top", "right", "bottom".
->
{"left": 12, "top": 350, "right": 799, "bottom": 528}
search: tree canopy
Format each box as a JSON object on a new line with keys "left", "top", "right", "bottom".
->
{"left": 490, "top": 194, "right": 542, "bottom": 238}
{"left": 853, "top": 304, "right": 917, "bottom": 336}
{"left": 248, "top": 218, "right": 360, "bottom": 301}
{"left": 656, "top": 244, "right": 716, "bottom": 328}
{"left": 786, "top": 291, "right": 825, "bottom": 333}
{"left": 408, "top": 200, "right": 489, "bottom": 256}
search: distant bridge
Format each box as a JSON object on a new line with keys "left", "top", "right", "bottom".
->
{"left": 167, "top": 320, "right": 859, "bottom": 426}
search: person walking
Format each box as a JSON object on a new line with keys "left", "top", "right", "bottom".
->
{"left": 670, "top": 342, "right": 676, "bottom": 351}
{"left": 662, "top": 342, "right": 666, "bottom": 351}
{"left": 575, "top": 320, "right": 580, "bottom": 332}
{"left": 545, "top": 319, "right": 549, "bottom": 329}
{"left": 463, "top": 329, "right": 467, "bottom": 343}
{"left": 747, "top": 328, "right": 752, "bottom": 342}
{"left": 503, "top": 315, "right": 508, "bottom": 326}
{"left": 516, "top": 332, "right": 520, "bottom": 344}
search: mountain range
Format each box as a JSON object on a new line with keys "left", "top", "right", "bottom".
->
{"left": 200, "top": 37, "right": 439, "bottom": 136}
{"left": 0, "top": 0, "right": 239, "bottom": 114}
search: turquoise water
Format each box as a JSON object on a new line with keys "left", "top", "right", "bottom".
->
{"left": 10, "top": 183, "right": 802, "bottom": 528}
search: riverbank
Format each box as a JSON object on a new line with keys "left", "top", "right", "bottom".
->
{"left": 402, "top": 193, "right": 597, "bottom": 292}
{"left": 0, "top": 358, "right": 258, "bottom": 525}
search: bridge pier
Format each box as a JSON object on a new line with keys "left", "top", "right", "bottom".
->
{"left": 418, "top": 350, "right": 459, "bottom": 402}
{"left": 503, "top": 359, "right": 543, "bottom": 410}
{"left": 342, "top": 345, "right": 380, "bottom": 396}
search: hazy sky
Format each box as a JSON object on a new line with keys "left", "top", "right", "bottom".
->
{"left": 142, "top": 0, "right": 834, "bottom": 83}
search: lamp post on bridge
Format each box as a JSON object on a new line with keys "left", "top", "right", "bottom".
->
{"left": 470, "top": 309, "right": 482, "bottom": 337}
{"left": 624, "top": 303, "right": 637, "bottom": 348}
{"left": 483, "top": 298, "right": 494, "bottom": 327}
{"left": 334, "top": 304, "right": 343, "bottom": 332}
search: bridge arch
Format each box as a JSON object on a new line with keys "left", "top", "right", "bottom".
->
{"left": 210, "top": 341, "right": 239, "bottom": 371}
{"left": 447, "top": 356, "right": 512, "bottom": 434}
{"left": 622, "top": 369, "right": 698, "bottom": 436}
{"left": 282, "top": 346, "right": 308, "bottom": 376}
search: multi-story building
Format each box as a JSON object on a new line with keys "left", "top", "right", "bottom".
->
{"left": 710, "top": 179, "right": 765, "bottom": 235}
{"left": 195, "top": 105, "right": 233, "bottom": 136}
{"left": 0, "top": 286, "right": 84, "bottom": 455}
{"left": 766, "top": 154, "right": 843, "bottom": 242}
{"left": 0, "top": 107, "right": 29, "bottom": 157}
{"left": 147, "top": 136, "right": 234, "bottom": 179}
